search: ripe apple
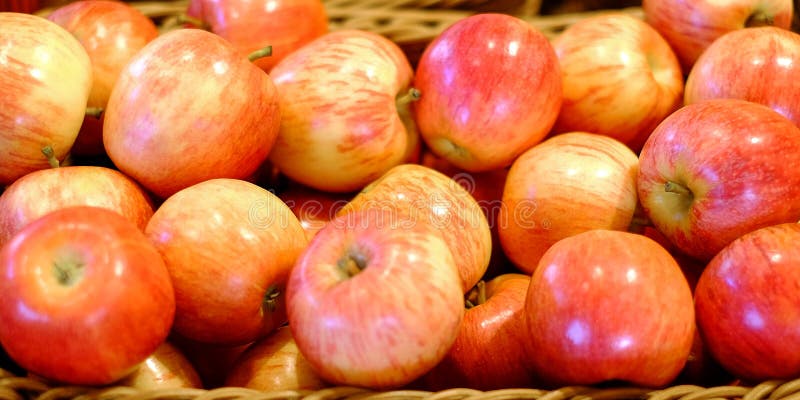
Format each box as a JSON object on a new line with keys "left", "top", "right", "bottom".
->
{"left": 0, "top": 206, "right": 175, "bottom": 385}
{"left": 0, "top": 12, "right": 92, "bottom": 185}
{"left": 286, "top": 209, "right": 464, "bottom": 389}
{"left": 684, "top": 27, "right": 800, "bottom": 128}
{"left": 550, "top": 13, "right": 684, "bottom": 152}
{"left": 643, "top": 0, "right": 793, "bottom": 72}
{"left": 412, "top": 13, "right": 562, "bottom": 172}
{"left": 117, "top": 341, "right": 203, "bottom": 390}
{"left": 637, "top": 99, "right": 800, "bottom": 261}
{"left": 103, "top": 28, "right": 281, "bottom": 199}
{"left": 498, "top": 132, "right": 639, "bottom": 274}
{"left": 224, "top": 326, "right": 328, "bottom": 391}
{"left": 47, "top": 0, "right": 159, "bottom": 156}
{"left": 185, "top": 0, "right": 327, "bottom": 72}
{"left": 277, "top": 180, "right": 351, "bottom": 242}
{"left": 0, "top": 165, "right": 154, "bottom": 247}
{"left": 695, "top": 222, "right": 800, "bottom": 382}
{"left": 524, "top": 229, "right": 695, "bottom": 388}
{"left": 337, "top": 163, "right": 492, "bottom": 293}
{"left": 418, "top": 273, "right": 534, "bottom": 391}
{"left": 145, "top": 178, "right": 307, "bottom": 346}
{"left": 268, "top": 29, "right": 418, "bottom": 193}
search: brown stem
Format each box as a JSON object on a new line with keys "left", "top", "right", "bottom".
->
{"left": 396, "top": 88, "right": 421, "bottom": 105}
{"left": 175, "top": 14, "right": 211, "bottom": 30}
{"left": 41, "top": 145, "right": 60, "bottom": 168}
{"left": 85, "top": 107, "right": 103, "bottom": 119}
{"left": 465, "top": 280, "right": 487, "bottom": 309}
{"left": 263, "top": 285, "right": 281, "bottom": 313}
{"left": 745, "top": 11, "right": 775, "bottom": 27}
{"left": 337, "top": 251, "right": 367, "bottom": 279}
{"left": 664, "top": 181, "right": 693, "bottom": 198}
{"left": 248, "top": 46, "right": 273, "bottom": 62}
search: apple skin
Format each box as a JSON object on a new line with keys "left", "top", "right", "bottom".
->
{"left": 268, "top": 30, "right": 417, "bottom": 193}
{"left": 418, "top": 273, "right": 534, "bottom": 391}
{"left": 0, "top": 206, "right": 175, "bottom": 385}
{"left": 47, "top": 0, "right": 159, "bottom": 156}
{"left": 498, "top": 132, "right": 639, "bottom": 275}
{"left": 412, "top": 13, "right": 562, "bottom": 172}
{"left": 224, "top": 326, "right": 328, "bottom": 391}
{"left": 643, "top": 0, "right": 793, "bottom": 72}
{"left": 186, "top": 0, "right": 327, "bottom": 72}
{"left": 286, "top": 209, "right": 464, "bottom": 389}
{"left": 0, "top": 12, "right": 92, "bottom": 185}
{"left": 550, "top": 13, "right": 684, "bottom": 152}
{"left": 0, "top": 165, "right": 154, "bottom": 247}
{"left": 117, "top": 341, "right": 203, "bottom": 390}
{"left": 637, "top": 99, "right": 800, "bottom": 262}
{"left": 337, "top": 163, "right": 492, "bottom": 294}
{"left": 524, "top": 229, "right": 695, "bottom": 388}
{"left": 146, "top": 178, "right": 307, "bottom": 346}
{"left": 277, "top": 180, "right": 351, "bottom": 242}
{"left": 685, "top": 27, "right": 800, "bottom": 129}
{"left": 695, "top": 222, "right": 800, "bottom": 382}
{"left": 103, "top": 28, "right": 281, "bottom": 199}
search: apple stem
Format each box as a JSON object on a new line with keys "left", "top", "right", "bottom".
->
{"left": 263, "top": 285, "right": 281, "bottom": 313}
{"left": 248, "top": 46, "right": 273, "bottom": 63}
{"left": 338, "top": 251, "right": 367, "bottom": 278}
{"left": 41, "top": 145, "right": 60, "bottom": 168}
{"left": 396, "top": 88, "right": 421, "bottom": 105}
{"left": 175, "top": 14, "right": 210, "bottom": 30}
{"left": 85, "top": 107, "right": 103, "bottom": 119}
{"left": 53, "top": 256, "right": 84, "bottom": 287}
{"left": 664, "top": 181, "right": 693, "bottom": 198}
{"left": 465, "top": 280, "right": 486, "bottom": 309}
{"left": 745, "top": 11, "right": 775, "bottom": 27}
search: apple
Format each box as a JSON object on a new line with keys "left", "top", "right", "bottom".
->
{"left": 47, "top": 0, "right": 160, "bottom": 156}
{"left": 0, "top": 206, "right": 175, "bottom": 385}
{"left": 185, "top": 0, "right": 327, "bottom": 72}
{"left": 684, "top": 27, "right": 800, "bottom": 129}
{"left": 286, "top": 209, "right": 464, "bottom": 389}
{"left": 498, "top": 132, "right": 639, "bottom": 274}
{"left": 550, "top": 13, "right": 684, "bottom": 152}
{"left": 637, "top": 99, "right": 800, "bottom": 261}
{"left": 224, "top": 325, "right": 328, "bottom": 391}
{"left": 268, "top": 29, "right": 418, "bottom": 193}
{"left": 524, "top": 229, "right": 695, "bottom": 388}
{"left": 145, "top": 178, "right": 307, "bottom": 346}
{"left": 0, "top": 12, "right": 92, "bottom": 186}
{"left": 0, "top": 165, "right": 154, "bottom": 247}
{"left": 337, "top": 163, "right": 492, "bottom": 293}
{"left": 117, "top": 341, "right": 203, "bottom": 390}
{"left": 643, "top": 0, "right": 793, "bottom": 72}
{"left": 418, "top": 273, "right": 534, "bottom": 391}
{"left": 695, "top": 222, "right": 800, "bottom": 382}
{"left": 412, "top": 13, "right": 562, "bottom": 172}
{"left": 277, "top": 180, "right": 351, "bottom": 242}
{"left": 103, "top": 28, "right": 281, "bottom": 199}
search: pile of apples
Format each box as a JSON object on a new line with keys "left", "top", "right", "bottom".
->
{"left": 1, "top": 0, "right": 800, "bottom": 394}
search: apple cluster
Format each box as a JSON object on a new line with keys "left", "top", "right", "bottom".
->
{"left": 1, "top": 0, "right": 800, "bottom": 394}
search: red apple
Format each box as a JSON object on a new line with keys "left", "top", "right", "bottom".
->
{"left": 117, "top": 341, "right": 203, "bottom": 390}
{"left": 0, "top": 165, "right": 154, "bottom": 247}
{"left": 286, "top": 209, "right": 464, "bottom": 389}
{"left": 224, "top": 325, "right": 328, "bottom": 391}
{"left": 643, "top": 0, "right": 793, "bottom": 72}
{"left": 0, "top": 12, "right": 92, "bottom": 185}
{"left": 47, "top": 0, "right": 159, "bottom": 156}
{"left": 550, "top": 13, "right": 684, "bottom": 152}
{"left": 0, "top": 206, "right": 175, "bottom": 385}
{"left": 499, "top": 132, "right": 640, "bottom": 274}
{"left": 277, "top": 180, "right": 351, "bottom": 242}
{"left": 685, "top": 27, "right": 800, "bottom": 129}
{"left": 637, "top": 99, "right": 800, "bottom": 261}
{"left": 103, "top": 28, "right": 281, "bottom": 199}
{"left": 419, "top": 273, "right": 534, "bottom": 391}
{"left": 268, "top": 29, "right": 418, "bottom": 193}
{"left": 185, "top": 0, "right": 327, "bottom": 72}
{"left": 146, "top": 178, "right": 307, "bottom": 346}
{"left": 412, "top": 13, "right": 562, "bottom": 172}
{"left": 695, "top": 222, "right": 800, "bottom": 382}
{"left": 337, "top": 163, "right": 492, "bottom": 293}
{"left": 524, "top": 229, "right": 695, "bottom": 388}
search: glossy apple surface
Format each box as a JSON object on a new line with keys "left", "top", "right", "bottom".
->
{"left": 412, "top": 13, "right": 562, "bottom": 172}
{"left": 695, "top": 222, "right": 800, "bottom": 382}
{"left": 685, "top": 27, "right": 800, "bottom": 129}
{"left": 525, "top": 229, "right": 695, "bottom": 388}
{"left": 117, "top": 341, "right": 203, "bottom": 390}
{"left": 268, "top": 30, "right": 417, "bottom": 193}
{"left": 551, "top": 13, "right": 683, "bottom": 152}
{"left": 286, "top": 209, "right": 464, "bottom": 389}
{"left": 104, "top": 28, "right": 281, "bottom": 199}
{"left": 146, "top": 178, "right": 307, "bottom": 345}
{"left": 637, "top": 99, "right": 800, "bottom": 261}
{"left": 643, "top": 0, "right": 793, "bottom": 72}
{"left": 499, "top": 132, "right": 639, "bottom": 274}
{"left": 0, "top": 12, "right": 92, "bottom": 185}
{"left": 0, "top": 206, "right": 175, "bottom": 385}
